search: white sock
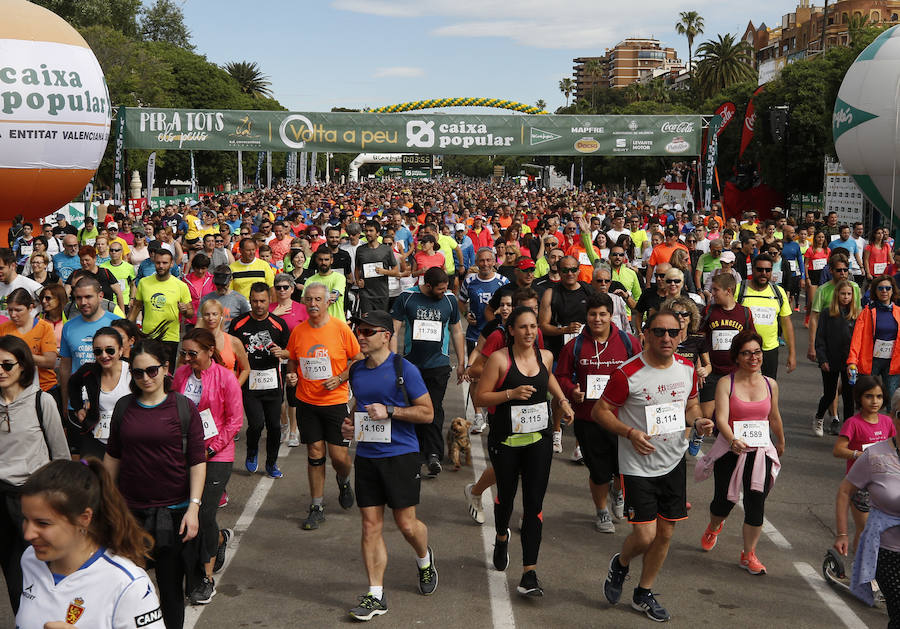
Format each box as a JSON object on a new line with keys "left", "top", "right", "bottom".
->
{"left": 415, "top": 553, "right": 430, "bottom": 569}
{"left": 368, "top": 585, "right": 383, "bottom": 599}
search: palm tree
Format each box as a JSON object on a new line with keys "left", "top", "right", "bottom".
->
{"left": 675, "top": 11, "right": 705, "bottom": 77}
{"left": 694, "top": 33, "right": 756, "bottom": 98}
{"left": 583, "top": 59, "right": 604, "bottom": 109}
{"left": 225, "top": 61, "right": 273, "bottom": 99}
{"left": 558, "top": 77, "right": 575, "bottom": 107}
{"left": 848, "top": 13, "right": 870, "bottom": 44}
{"left": 535, "top": 99, "right": 547, "bottom": 111}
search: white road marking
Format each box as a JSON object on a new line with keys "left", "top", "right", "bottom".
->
{"left": 761, "top": 517, "right": 793, "bottom": 550}
{"left": 184, "top": 444, "right": 292, "bottom": 628}
{"left": 464, "top": 381, "right": 516, "bottom": 629}
{"left": 794, "top": 561, "right": 869, "bottom": 629}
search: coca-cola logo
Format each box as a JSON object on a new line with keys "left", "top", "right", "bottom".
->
{"left": 721, "top": 108, "right": 734, "bottom": 124}
{"left": 744, "top": 113, "right": 756, "bottom": 132}
{"left": 661, "top": 121, "right": 695, "bottom": 133}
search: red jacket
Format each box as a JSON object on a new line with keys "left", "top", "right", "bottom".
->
{"left": 468, "top": 227, "right": 493, "bottom": 250}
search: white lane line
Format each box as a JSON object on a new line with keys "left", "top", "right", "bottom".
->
{"left": 463, "top": 381, "right": 516, "bottom": 629}
{"left": 794, "top": 562, "right": 869, "bottom": 629}
{"left": 761, "top": 517, "right": 792, "bottom": 550}
{"left": 184, "top": 444, "right": 292, "bottom": 629}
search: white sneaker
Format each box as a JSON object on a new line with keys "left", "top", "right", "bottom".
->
{"left": 572, "top": 445, "right": 584, "bottom": 463}
{"left": 595, "top": 510, "right": 615, "bottom": 533}
{"left": 813, "top": 416, "right": 824, "bottom": 437}
{"left": 464, "top": 483, "right": 485, "bottom": 524}
{"left": 280, "top": 423, "right": 288, "bottom": 444}
{"left": 471, "top": 413, "right": 486, "bottom": 434}
{"left": 287, "top": 432, "right": 300, "bottom": 447}
{"left": 552, "top": 430, "right": 563, "bottom": 454}
{"left": 611, "top": 489, "right": 625, "bottom": 521}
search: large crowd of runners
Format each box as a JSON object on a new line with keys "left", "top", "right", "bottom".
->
{"left": 0, "top": 178, "right": 899, "bottom": 627}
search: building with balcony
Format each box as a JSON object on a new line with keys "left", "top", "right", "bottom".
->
{"left": 572, "top": 37, "right": 681, "bottom": 97}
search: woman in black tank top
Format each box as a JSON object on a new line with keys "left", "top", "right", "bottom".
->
{"left": 474, "top": 307, "right": 574, "bottom": 597}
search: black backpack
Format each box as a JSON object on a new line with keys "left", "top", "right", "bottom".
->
{"left": 349, "top": 354, "right": 410, "bottom": 405}
{"left": 736, "top": 279, "right": 784, "bottom": 313}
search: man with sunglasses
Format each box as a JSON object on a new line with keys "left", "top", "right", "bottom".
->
{"left": 808, "top": 252, "right": 862, "bottom": 362}
{"left": 101, "top": 238, "right": 136, "bottom": 311}
{"left": 594, "top": 310, "right": 713, "bottom": 622}
{"left": 734, "top": 253, "right": 795, "bottom": 378}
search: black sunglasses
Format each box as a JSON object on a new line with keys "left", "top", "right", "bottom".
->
{"left": 609, "top": 252, "right": 624, "bottom": 257}
{"left": 131, "top": 364, "right": 164, "bottom": 379}
{"left": 655, "top": 273, "right": 667, "bottom": 279}
{"left": 109, "top": 248, "right": 123, "bottom": 253}
{"left": 93, "top": 347, "right": 117, "bottom": 357}
{"left": 672, "top": 311, "right": 691, "bottom": 318}
{"left": 833, "top": 267, "right": 849, "bottom": 273}
{"left": 0, "top": 361, "right": 19, "bottom": 372}
{"left": 649, "top": 328, "right": 680, "bottom": 338}
{"left": 274, "top": 285, "right": 292, "bottom": 290}
{"left": 559, "top": 267, "right": 579, "bottom": 274}
{"left": 665, "top": 279, "right": 682, "bottom": 284}
{"left": 355, "top": 327, "right": 385, "bottom": 337}
{"left": 594, "top": 279, "right": 611, "bottom": 284}
{"left": 754, "top": 267, "right": 773, "bottom": 273}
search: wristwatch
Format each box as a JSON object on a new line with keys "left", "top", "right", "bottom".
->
{"left": 385, "top": 405, "right": 395, "bottom": 418}
{"left": 189, "top": 498, "right": 202, "bottom": 506}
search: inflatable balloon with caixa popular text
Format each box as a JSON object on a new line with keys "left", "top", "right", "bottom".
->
{"left": 0, "top": 0, "right": 110, "bottom": 222}
{"left": 834, "top": 24, "right": 900, "bottom": 219}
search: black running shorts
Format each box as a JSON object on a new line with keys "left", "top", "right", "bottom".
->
{"left": 573, "top": 419, "right": 618, "bottom": 484}
{"left": 622, "top": 458, "right": 688, "bottom": 523}
{"left": 297, "top": 401, "right": 349, "bottom": 446}
{"left": 355, "top": 452, "right": 421, "bottom": 509}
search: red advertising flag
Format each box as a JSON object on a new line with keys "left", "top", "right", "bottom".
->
{"left": 714, "top": 101, "right": 737, "bottom": 136}
{"left": 738, "top": 86, "right": 765, "bottom": 158}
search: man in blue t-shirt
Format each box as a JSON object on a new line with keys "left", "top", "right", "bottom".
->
{"left": 341, "top": 310, "right": 436, "bottom": 621}
{"left": 828, "top": 224, "right": 863, "bottom": 277}
{"left": 52, "top": 234, "right": 82, "bottom": 282}
{"left": 391, "top": 266, "right": 465, "bottom": 477}
{"left": 459, "top": 248, "right": 508, "bottom": 353}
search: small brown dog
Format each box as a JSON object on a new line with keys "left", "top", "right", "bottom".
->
{"left": 447, "top": 417, "right": 473, "bottom": 470}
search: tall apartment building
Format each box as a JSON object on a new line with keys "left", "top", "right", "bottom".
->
{"left": 572, "top": 37, "right": 681, "bottom": 98}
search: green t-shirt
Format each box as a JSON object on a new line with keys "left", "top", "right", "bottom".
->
{"left": 302, "top": 271, "right": 347, "bottom": 321}
{"left": 811, "top": 280, "right": 861, "bottom": 314}
{"left": 134, "top": 274, "right": 191, "bottom": 342}
{"left": 101, "top": 260, "right": 136, "bottom": 304}
{"left": 436, "top": 234, "right": 459, "bottom": 273}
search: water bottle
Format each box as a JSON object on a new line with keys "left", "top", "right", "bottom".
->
{"left": 687, "top": 425, "right": 704, "bottom": 456}
{"left": 849, "top": 367, "right": 858, "bottom": 386}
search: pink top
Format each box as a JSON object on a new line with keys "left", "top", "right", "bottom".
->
{"left": 172, "top": 362, "right": 244, "bottom": 463}
{"left": 269, "top": 301, "right": 308, "bottom": 329}
{"left": 840, "top": 413, "right": 896, "bottom": 472}
{"left": 727, "top": 373, "right": 772, "bottom": 432}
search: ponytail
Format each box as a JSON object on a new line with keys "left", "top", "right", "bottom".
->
{"left": 21, "top": 458, "right": 153, "bottom": 567}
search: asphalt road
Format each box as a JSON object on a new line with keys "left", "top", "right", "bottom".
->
{"left": 1, "top": 317, "right": 890, "bottom": 628}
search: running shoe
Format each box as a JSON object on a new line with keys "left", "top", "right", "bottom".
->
{"left": 701, "top": 522, "right": 723, "bottom": 551}
{"left": 471, "top": 413, "right": 486, "bottom": 434}
{"left": 218, "top": 491, "right": 228, "bottom": 508}
{"left": 245, "top": 451, "right": 258, "bottom": 474}
{"left": 828, "top": 417, "right": 842, "bottom": 436}
{"left": 493, "top": 529, "right": 510, "bottom": 571}
{"left": 427, "top": 454, "right": 442, "bottom": 477}
{"left": 349, "top": 593, "right": 388, "bottom": 621}
{"left": 188, "top": 576, "right": 216, "bottom": 605}
{"left": 740, "top": 550, "right": 767, "bottom": 575}
{"left": 266, "top": 464, "right": 283, "bottom": 479}
{"left": 416, "top": 547, "right": 438, "bottom": 595}
{"left": 302, "top": 504, "right": 325, "bottom": 530}
{"left": 464, "top": 482, "right": 485, "bottom": 524}
{"left": 213, "top": 528, "right": 232, "bottom": 574}
{"left": 572, "top": 445, "right": 584, "bottom": 464}
{"left": 517, "top": 570, "right": 543, "bottom": 597}
{"left": 603, "top": 553, "right": 629, "bottom": 604}
{"left": 595, "top": 510, "right": 615, "bottom": 534}
{"left": 287, "top": 432, "right": 300, "bottom": 447}
{"left": 552, "top": 430, "right": 563, "bottom": 454}
{"left": 337, "top": 475, "right": 355, "bottom": 510}
{"left": 631, "top": 589, "right": 670, "bottom": 622}
{"left": 611, "top": 489, "right": 625, "bottom": 521}
{"left": 812, "top": 416, "right": 824, "bottom": 437}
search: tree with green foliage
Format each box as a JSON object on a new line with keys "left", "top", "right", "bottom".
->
{"left": 583, "top": 59, "right": 605, "bottom": 109}
{"left": 559, "top": 78, "right": 575, "bottom": 107}
{"left": 535, "top": 99, "right": 547, "bottom": 111}
{"left": 32, "top": 0, "right": 142, "bottom": 38}
{"left": 225, "top": 61, "right": 274, "bottom": 99}
{"left": 140, "top": 0, "right": 194, "bottom": 49}
{"left": 675, "top": 11, "right": 705, "bottom": 77}
{"left": 848, "top": 13, "right": 871, "bottom": 44}
{"left": 694, "top": 34, "right": 756, "bottom": 99}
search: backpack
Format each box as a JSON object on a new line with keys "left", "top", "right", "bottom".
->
{"left": 349, "top": 354, "right": 410, "bottom": 405}
{"left": 571, "top": 328, "right": 635, "bottom": 383}
{"left": 110, "top": 392, "right": 194, "bottom": 455}
{"left": 735, "top": 279, "right": 784, "bottom": 313}
{"left": 33, "top": 390, "right": 50, "bottom": 454}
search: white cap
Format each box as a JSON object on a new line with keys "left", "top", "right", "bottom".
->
{"left": 455, "top": 223, "right": 466, "bottom": 231}
{"left": 674, "top": 203, "right": 682, "bottom": 210}
{"left": 107, "top": 222, "right": 118, "bottom": 230}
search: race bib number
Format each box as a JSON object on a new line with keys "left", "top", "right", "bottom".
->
{"left": 563, "top": 324, "right": 584, "bottom": 346}
{"left": 733, "top": 420, "right": 770, "bottom": 448}
{"left": 355, "top": 411, "right": 390, "bottom": 443}
{"left": 249, "top": 367, "right": 279, "bottom": 390}
{"left": 874, "top": 339, "right": 894, "bottom": 359}
{"left": 511, "top": 402, "right": 549, "bottom": 434}
{"left": 585, "top": 375, "right": 610, "bottom": 400}
{"left": 300, "top": 356, "right": 333, "bottom": 381}
{"left": 746, "top": 262, "right": 753, "bottom": 275}
{"left": 644, "top": 402, "right": 684, "bottom": 436}
{"left": 388, "top": 276, "right": 400, "bottom": 291}
{"left": 93, "top": 409, "right": 112, "bottom": 441}
{"left": 702, "top": 271, "right": 712, "bottom": 286}
{"left": 830, "top": 234, "right": 840, "bottom": 242}
{"left": 363, "top": 262, "right": 383, "bottom": 279}
{"left": 20, "top": 244, "right": 33, "bottom": 257}
{"left": 332, "top": 267, "right": 345, "bottom": 275}
{"left": 812, "top": 258, "right": 826, "bottom": 271}
{"left": 200, "top": 408, "right": 219, "bottom": 440}
{"left": 750, "top": 306, "right": 776, "bottom": 326}
{"left": 789, "top": 260, "right": 798, "bottom": 273}
{"left": 712, "top": 329, "right": 739, "bottom": 352}
{"left": 772, "top": 270, "right": 783, "bottom": 284}
{"left": 412, "top": 319, "right": 442, "bottom": 342}
{"left": 118, "top": 279, "right": 128, "bottom": 292}
{"left": 875, "top": 262, "right": 888, "bottom": 275}
{"left": 578, "top": 252, "right": 591, "bottom": 266}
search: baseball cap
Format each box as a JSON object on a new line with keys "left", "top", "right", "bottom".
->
{"left": 455, "top": 223, "right": 466, "bottom": 231}
{"left": 350, "top": 310, "right": 393, "bottom": 332}
{"left": 516, "top": 258, "right": 536, "bottom": 271}
{"left": 107, "top": 222, "right": 119, "bottom": 230}
{"left": 664, "top": 224, "right": 678, "bottom": 236}
{"left": 55, "top": 213, "right": 65, "bottom": 221}
{"left": 720, "top": 251, "right": 736, "bottom": 263}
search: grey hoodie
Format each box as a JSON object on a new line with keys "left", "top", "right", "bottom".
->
{"left": 0, "top": 384, "right": 69, "bottom": 486}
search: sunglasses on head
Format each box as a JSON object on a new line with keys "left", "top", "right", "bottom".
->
{"left": 649, "top": 328, "right": 680, "bottom": 338}
{"left": 355, "top": 327, "right": 385, "bottom": 337}
{"left": 93, "top": 347, "right": 117, "bottom": 357}
{"left": 131, "top": 364, "right": 164, "bottom": 379}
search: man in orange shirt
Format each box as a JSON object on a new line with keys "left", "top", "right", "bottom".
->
{"left": 287, "top": 282, "right": 365, "bottom": 530}
{"left": 645, "top": 224, "right": 688, "bottom": 286}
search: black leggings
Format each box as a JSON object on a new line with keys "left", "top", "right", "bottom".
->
{"left": 198, "top": 461, "right": 232, "bottom": 564}
{"left": 709, "top": 450, "right": 773, "bottom": 527}
{"left": 417, "top": 365, "right": 452, "bottom": 462}
{"left": 878, "top": 547, "right": 900, "bottom": 629}
{"left": 817, "top": 366, "right": 853, "bottom": 420}
{"left": 488, "top": 435, "right": 553, "bottom": 566}
{"left": 0, "top": 493, "right": 25, "bottom": 612}
{"left": 244, "top": 392, "right": 282, "bottom": 467}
